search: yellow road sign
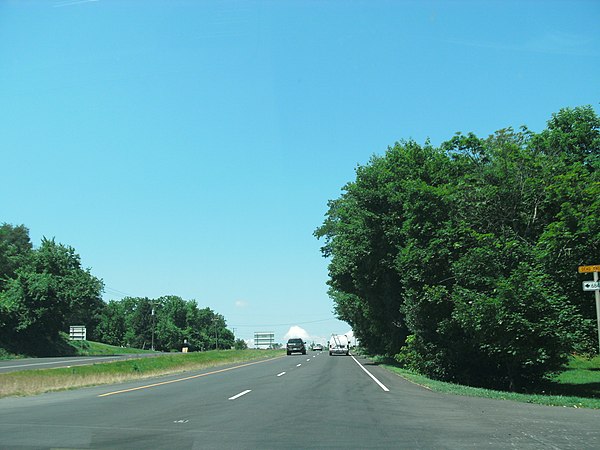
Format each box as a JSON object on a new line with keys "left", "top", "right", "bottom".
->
{"left": 579, "top": 265, "right": 600, "bottom": 273}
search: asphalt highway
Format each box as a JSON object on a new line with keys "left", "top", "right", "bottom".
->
{"left": 1, "top": 352, "right": 599, "bottom": 449}
{"left": 0, "top": 354, "right": 165, "bottom": 373}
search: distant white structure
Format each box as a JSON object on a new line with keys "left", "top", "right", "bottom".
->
{"left": 254, "top": 331, "right": 275, "bottom": 349}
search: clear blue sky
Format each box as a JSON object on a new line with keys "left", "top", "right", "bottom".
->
{"left": 1, "top": 0, "right": 599, "bottom": 345}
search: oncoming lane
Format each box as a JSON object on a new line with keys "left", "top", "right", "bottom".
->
{"left": 0, "top": 354, "right": 166, "bottom": 373}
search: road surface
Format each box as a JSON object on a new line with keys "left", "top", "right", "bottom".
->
{"left": 1, "top": 352, "right": 599, "bottom": 449}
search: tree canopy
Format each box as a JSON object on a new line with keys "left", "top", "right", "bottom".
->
{"left": 0, "top": 225, "right": 236, "bottom": 355}
{"left": 316, "top": 106, "right": 599, "bottom": 390}
{"left": 0, "top": 232, "right": 104, "bottom": 354}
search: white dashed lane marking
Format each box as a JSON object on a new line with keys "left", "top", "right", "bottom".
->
{"left": 229, "top": 390, "right": 252, "bottom": 400}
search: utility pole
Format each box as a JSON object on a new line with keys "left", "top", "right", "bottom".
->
{"left": 213, "top": 317, "right": 219, "bottom": 350}
{"left": 151, "top": 303, "right": 155, "bottom": 351}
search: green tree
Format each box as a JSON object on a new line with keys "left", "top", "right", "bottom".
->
{"left": 449, "top": 266, "right": 586, "bottom": 389}
{"left": 316, "top": 140, "right": 452, "bottom": 355}
{"left": 0, "top": 238, "right": 104, "bottom": 354}
{"left": 531, "top": 106, "right": 600, "bottom": 336}
{"left": 234, "top": 338, "right": 248, "bottom": 350}
{"left": 120, "top": 297, "right": 154, "bottom": 349}
{"left": 0, "top": 224, "right": 33, "bottom": 334}
{"left": 210, "top": 313, "right": 234, "bottom": 349}
{"left": 96, "top": 297, "right": 157, "bottom": 349}
{"left": 317, "top": 106, "right": 598, "bottom": 390}
{"left": 154, "top": 296, "right": 188, "bottom": 351}
{"left": 95, "top": 300, "right": 127, "bottom": 346}
{"left": 0, "top": 223, "right": 32, "bottom": 285}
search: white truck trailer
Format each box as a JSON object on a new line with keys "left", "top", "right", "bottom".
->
{"left": 329, "top": 334, "right": 350, "bottom": 356}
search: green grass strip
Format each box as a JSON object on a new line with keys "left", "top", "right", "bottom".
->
{"left": 382, "top": 362, "right": 600, "bottom": 410}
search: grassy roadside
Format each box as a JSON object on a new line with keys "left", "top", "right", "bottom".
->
{"left": 380, "top": 355, "right": 600, "bottom": 409}
{"left": 68, "top": 340, "right": 158, "bottom": 356}
{"left": 0, "top": 349, "right": 284, "bottom": 399}
{"left": 0, "top": 339, "right": 157, "bottom": 360}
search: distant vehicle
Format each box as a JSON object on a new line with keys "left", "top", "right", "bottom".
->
{"left": 329, "top": 334, "right": 349, "bottom": 356}
{"left": 286, "top": 338, "right": 306, "bottom": 355}
{"left": 312, "top": 344, "right": 323, "bottom": 351}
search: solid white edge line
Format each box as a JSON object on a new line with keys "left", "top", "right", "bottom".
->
{"left": 350, "top": 355, "right": 390, "bottom": 392}
{"left": 228, "top": 389, "right": 252, "bottom": 400}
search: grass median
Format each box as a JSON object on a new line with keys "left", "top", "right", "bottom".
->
{"left": 0, "top": 349, "right": 284, "bottom": 399}
{"left": 380, "top": 354, "right": 600, "bottom": 409}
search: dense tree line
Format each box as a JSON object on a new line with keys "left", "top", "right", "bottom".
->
{"left": 0, "top": 225, "right": 234, "bottom": 355}
{"left": 315, "top": 106, "right": 599, "bottom": 390}
{"left": 95, "top": 296, "right": 234, "bottom": 351}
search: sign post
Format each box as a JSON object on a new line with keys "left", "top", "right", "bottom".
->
{"left": 579, "top": 265, "right": 600, "bottom": 354}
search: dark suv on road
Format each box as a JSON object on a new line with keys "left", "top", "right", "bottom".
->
{"left": 286, "top": 338, "right": 306, "bottom": 355}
